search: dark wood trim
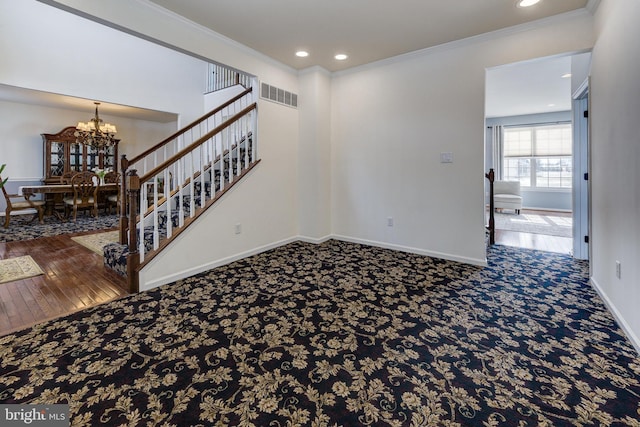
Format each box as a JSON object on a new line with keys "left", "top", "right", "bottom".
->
{"left": 127, "top": 87, "right": 253, "bottom": 166}
{"left": 138, "top": 103, "right": 257, "bottom": 184}
{"left": 485, "top": 168, "right": 495, "bottom": 245}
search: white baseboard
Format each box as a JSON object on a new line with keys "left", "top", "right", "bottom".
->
{"left": 590, "top": 277, "right": 640, "bottom": 355}
{"left": 140, "top": 236, "right": 300, "bottom": 291}
{"left": 140, "top": 233, "right": 487, "bottom": 291}
{"left": 522, "top": 207, "right": 572, "bottom": 213}
{"left": 330, "top": 234, "right": 488, "bottom": 267}
{"left": 297, "top": 234, "right": 333, "bottom": 245}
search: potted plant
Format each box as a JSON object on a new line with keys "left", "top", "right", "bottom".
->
{"left": 0, "top": 164, "right": 7, "bottom": 188}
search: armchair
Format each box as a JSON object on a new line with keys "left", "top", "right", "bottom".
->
{"left": 493, "top": 180, "right": 523, "bottom": 214}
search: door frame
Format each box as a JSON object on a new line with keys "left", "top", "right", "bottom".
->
{"left": 572, "top": 78, "right": 590, "bottom": 260}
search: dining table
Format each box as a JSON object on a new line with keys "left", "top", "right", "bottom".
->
{"left": 20, "top": 182, "right": 119, "bottom": 197}
{"left": 19, "top": 183, "right": 120, "bottom": 220}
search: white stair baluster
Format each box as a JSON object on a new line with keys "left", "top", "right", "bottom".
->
{"left": 165, "top": 167, "right": 172, "bottom": 239}
{"left": 177, "top": 158, "right": 184, "bottom": 227}
{"left": 152, "top": 177, "right": 159, "bottom": 251}
{"left": 139, "top": 191, "right": 145, "bottom": 263}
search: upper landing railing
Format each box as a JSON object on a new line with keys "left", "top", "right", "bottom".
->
{"left": 207, "top": 63, "right": 253, "bottom": 93}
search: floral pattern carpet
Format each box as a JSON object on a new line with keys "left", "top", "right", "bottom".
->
{"left": 0, "top": 214, "right": 118, "bottom": 243}
{"left": 1, "top": 240, "right": 639, "bottom": 426}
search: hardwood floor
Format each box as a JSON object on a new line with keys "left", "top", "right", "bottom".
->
{"left": 0, "top": 230, "right": 128, "bottom": 336}
{"left": 493, "top": 209, "right": 573, "bottom": 254}
{"left": 495, "top": 229, "right": 572, "bottom": 254}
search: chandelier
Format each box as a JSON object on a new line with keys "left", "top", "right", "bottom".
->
{"left": 75, "top": 102, "right": 118, "bottom": 151}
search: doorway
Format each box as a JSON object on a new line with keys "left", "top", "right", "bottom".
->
{"left": 485, "top": 52, "right": 591, "bottom": 256}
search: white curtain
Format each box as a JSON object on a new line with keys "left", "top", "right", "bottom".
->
{"left": 491, "top": 125, "right": 503, "bottom": 180}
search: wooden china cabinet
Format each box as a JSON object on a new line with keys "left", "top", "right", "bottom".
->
{"left": 41, "top": 126, "right": 119, "bottom": 185}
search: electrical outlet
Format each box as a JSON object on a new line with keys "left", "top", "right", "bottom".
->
{"left": 615, "top": 261, "right": 621, "bottom": 279}
{"left": 387, "top": 217, "right": 394, "bottom": 227}
{"left": 235, "top": 223, "right": 242, "bottom": 234}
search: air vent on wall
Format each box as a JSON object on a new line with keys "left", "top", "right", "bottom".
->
{"left": 260, "top": 82, "right": 298, "bottom": 108}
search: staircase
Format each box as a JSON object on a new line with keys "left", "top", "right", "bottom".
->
{"left": 104, "top": 86, "right": 259, "bottom": 292}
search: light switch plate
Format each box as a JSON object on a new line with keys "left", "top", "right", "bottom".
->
{"left": 440, "top": 152, "right": 453, "bottom": 163}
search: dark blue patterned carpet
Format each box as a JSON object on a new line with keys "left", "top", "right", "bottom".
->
{"left": 0, "top": 214, "right": 118, "bottom": 242}
{"left": 0, "top": 240, "right": 638, "bottom": 425}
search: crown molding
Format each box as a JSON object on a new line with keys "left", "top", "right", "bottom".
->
{"left": 585, "top": 0, "right": 602, "bottom": 14}
{"left": 333, "top": 8, "right": 593, "bottom": 78}
{"left": 298, "top": 66, "right": 332, "bottom": 78}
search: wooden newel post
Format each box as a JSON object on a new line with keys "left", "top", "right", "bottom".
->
{"left": 485, "top": 168, "right": 495, "bottom": 245}
{"left": 126, "top": 169, "right": 140, "bottom": 293}
{"left": 119, "top": 155, "right": 130, "bottom": 244}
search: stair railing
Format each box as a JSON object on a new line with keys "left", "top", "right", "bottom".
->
{"left": 123, "top": 88, "right": 253, "bottom": 178}
{"left": 118, "top": 88, "right": 253, "bottom": 240}
{"left": 118, "top": 88, "right": 258, "bottom": 292}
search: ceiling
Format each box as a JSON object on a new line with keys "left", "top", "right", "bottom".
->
{"left": 0, "top": 84, "right": 177, "bottom": 123}
{"left": 1, "top": 1, "right": 593, "bottom": 120}
{"left": 486, "top": 55, "right": 573, "bottom": 118}
{"left": 148, "top": 0, "right": 590, "bottom": 72}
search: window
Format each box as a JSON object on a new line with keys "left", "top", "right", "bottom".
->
{"left": 502, "top": 123, "right": 572, "bottom": 189}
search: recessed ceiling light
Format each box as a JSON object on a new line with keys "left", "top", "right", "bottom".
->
{"left": 548, "top": 103, "right": 556, "bottom": 107}
{"left": 517, "top": 0, "right": 541, "bottom": 7}
{"left": 296, "top": 51, "right": 309, "bottom": 58}
{"left": 561, "top": 73, "right": 572, "bottom": 78}
{"left": 334, "top": 54, "right": 348, "bottom": 61}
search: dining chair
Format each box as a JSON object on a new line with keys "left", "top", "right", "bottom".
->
{"left": 103, "top": 171, "right": 121, "bottom": 214}
{"left": 53, "top": 171, "right": 77, "bottom": 214}
{"left": 63, "top": 171, "right": 100, "bottom": 221}
{"left": 1, "top": 176, "right": 46, "bottom": 228}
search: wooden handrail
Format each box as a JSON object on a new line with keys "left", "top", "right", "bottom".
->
{"left": 138, "top": 103, "right": 256, "bottom": 183}
{"left": 127, "top": 87, "right": 253, "bottom": 166}
{"left": 115, "top": 90, "right": 258, "bottom": 293}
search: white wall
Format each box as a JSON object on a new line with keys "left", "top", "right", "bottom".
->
{"left": 331, "top": 12, "right": 595, "bottom": 265}
{"left": 590, "top": 0, "right": 640, "bottom": 350}
{"left": 298, "top": 67, "right": 332, "bottom": 240}
{"left": 0, "top": 1, "right": 205, "bottom": 125}
{"left": 0, "top": 99, "right": 175, "bottom": 179}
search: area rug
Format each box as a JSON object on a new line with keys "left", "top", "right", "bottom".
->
{"left": 0, "top": 214, "right": 118, "bottom": 243}
{"left": 1, "top": 240, "right": 639, "bottom": 425}
{"left": 71, "top": 230, "right": 119, "bottom": 256}
{"left": 494, "top": 211, "right": 572, "bottom": 237}
{"left": 0, "top": 255, "right": 44, "bottom": 284}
